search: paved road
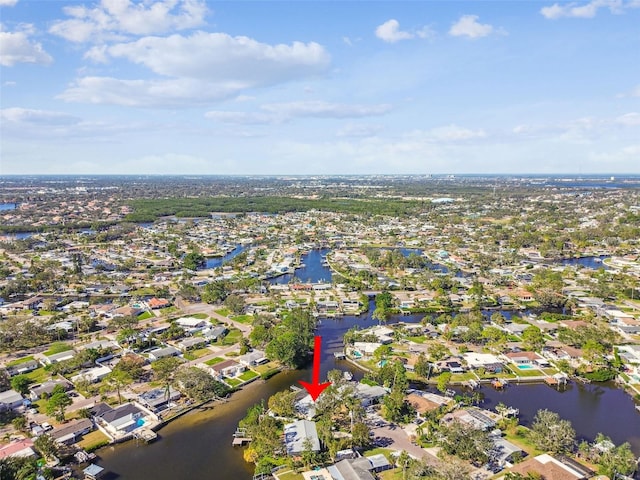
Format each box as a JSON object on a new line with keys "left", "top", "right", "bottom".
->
{"left": 369, "top": 423, "right": 440, "bottom": 465}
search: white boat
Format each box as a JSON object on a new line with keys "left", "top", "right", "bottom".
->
{"left": 343, "top": 371, "right": 353, "bottom": 381}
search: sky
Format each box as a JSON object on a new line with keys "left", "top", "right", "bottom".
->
{"left": 0, "top": 0, "right": 639, "bottom": 175}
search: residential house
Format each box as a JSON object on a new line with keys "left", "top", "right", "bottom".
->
{"left": 237, "top": 350, "right": 268, "bottom": 367}
{"left": 174, "top": 317, "right": 207, "bottom": 329}
{"left": 50, "top": 418, "right": 93, "bottom": 444}
{"left": 210, "top": 359, "right": 245, "bottom": 379}
{"left": 284, "top": 420, "right": 321, "bottom": 455}
{"left": 202, "top": 326, "right": 228, "bottom": 342}
{"left": 96, "top": 403, "right": 145, "bottom": 435}
{"left": 326, "top": 459, "right": 375, "bottom": 480}
{"left": 176, "top": 337, "right": 207, "bottom": 351}
{"left": 442, "top": 407, "right": 496, "bottom": 431}
{"left": 41, "top": 349, "right": 76, "bottom": 365}
{"left": 71, "top": 365, "right": 112, "bottom": 384}
{"left": 504, "top": 351, "right": 549, "bottom": 367}
{"left": 0, "top": 389, "right": 24, "bottom": 410}
{"left": 29, "top": 379, "right": 72, "bottom": 400}
{"left": 148, "top": 297, "right": 171, "bottom": 309}
{"left": 6, "top": 359, "right": 39, "bottom": 376}
{"left": 0, "top": 439, "right": 36, "bottom": 460}
{"left": 508, "top": 453, "right": 593, "bottom": 480}
{"left": 138, "top": 387, "right": 181, "bottom": 413}
{"left": 354, "top": 383, "right": 387, "bottom": 407}
{"left": 491, "top": 436, "right": 526, "bottom": 468}
{"left": 148, "top": 346, "right": 181, "bottom": 361}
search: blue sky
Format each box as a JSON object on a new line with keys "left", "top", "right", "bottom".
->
{"left": 1, "top": 0, "right": 639, "bottom": 175}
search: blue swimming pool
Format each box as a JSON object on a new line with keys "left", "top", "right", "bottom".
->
{"left": 517, "top": 364, "right": 534, "bottom": 370}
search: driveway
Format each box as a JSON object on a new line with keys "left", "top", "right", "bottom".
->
{"left": 369, "top": 422, "right": 440, "bottom": 466}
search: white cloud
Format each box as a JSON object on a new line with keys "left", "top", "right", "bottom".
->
{"left": 0, "top": 25, "right": 53, "bottom": 66}
{"left": 336, "top": 123, "right": 383, "bottom": 138}
{"left": 205, "top": 101, "right": 392, "bottom": 125}
{"left": 540, "top": 0, "right": 627, "bottom": 19}
{"left": 0, "top": 0, "right": 19, "bottom": 6}
{"left": 615, "top": 112, "right": 640, "bottom": 126}
{"left": 375, "top": 19, "right": 415, "bottom": 43}
{"left": 449, "top": 15, "right": 495, "bottom": 39}
{"left": 97, "top": 32, "right": 329, "bottom": 82}
{"left": 408, "top": 125, "right": 487, "bottom": 142}
{"left": 61, "top": 33, "right": 330, "bottom": 107}
{"left": 57, "top": 76, "right": 243, "bottom": 107}
{"left": 49, "top": 0, "right": 207, "bottom": 43}
{"left": 0, "top": 107, "right": 80, "bottom": 125}
{"left": 261, "top": 101, "right": 392, "bottom": 118}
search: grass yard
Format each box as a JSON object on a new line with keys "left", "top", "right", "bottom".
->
{"left": 225, "top": 377, "right": 242, "bottom": 388}
{"left": 6, "top": 355, "right": 35, "bottom": 367}
{"left": 204, "top": 357, "right": 225, "bottom": 366}
{"left": 138, "top": 311, "right": 154, "bottom": 320}
{"left": 231, "top": 314, "right": 253, "bottom": 324}
{"left": 191, "top": 313, "right": 209, "bottom": 319}
{"left": 276, "top": 470, "right": 304, "bottom": 480}
{"left": 215, "top": 307, "right": 231, "bottom": 317}
{"left": 44, "top": 342, "right": 73, "bottom": 356}
{"left": 183, "top": 348, "right": 211, "bottom": 361}
{"left": 506, "top": 365, "right": 545, "bottom": 377}
{"left": 239, "top": 370, "right": 259, "bottom": 382}
{"left": 221, "top": 328, "right": 243, "bottom": 346}
{"left": 77, "top": 430, "right": 110, "bottom": 452}
{"left": 26, "top": 367, "right": 50, "bottom": 383}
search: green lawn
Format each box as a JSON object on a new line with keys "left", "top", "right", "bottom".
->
{"left": 204, "top": 357, "right": 225, "bottom": 366}
{"left": 183, "top": 348, "right": 211, "bottom": 361}
{"left": 77, "top": 430, "right": 110, "bottom": 452}
{"left": 225, "top": 377, "right": 242, "bottom": 387}
{"left": 191, "top": 313, "right": 209, "bottom": 319}
{"left": 239, "top": 370, "right": 259, "bottom": 382}
{"left": 26, "top": 367, "right": 49, "bottom": 383}
{"left": 231, "top": 314, "right": 253, "bottom": 324}
{"left": 406, "top": 336, "right": 427, "bottom": 344}
{"left": 215, "top": 307, "right": 231, "bottom": 317}
{"left": 44, "top": 342, "right": 73, "bottom": 356}
{"left": 221, "top": 328, "right": 243, "bottom": 346}
{"left": 138, "top": 311, "right": 154, "bottom": 320}
{"left": 276, "top": 471, "right": 304, "bottom": 480}
{"left": 506, "top": 365, "right": 545, "bottom": 377}
{"left": 6, "top": 355, "right": 35, "bottom": 367}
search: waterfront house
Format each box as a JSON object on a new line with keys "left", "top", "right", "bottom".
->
{"left": 504, "top": 351, "right": 548, "bottom": 367}
{"left": 491, "top": 436, "right": 526, "bottom": 468}
{"left": 139, "top": 387, "right": 181, "bottom": 413}
{"left": 237, "top": 350, "right": 268, "bottom": 367}
{"left": 0, "top": 439, "right": 36, "bottom": 460}
{"left": 210, "top": 359, "right": 245, "bottom": 379}
{"left": 442, "top": 407, "right": 496, "bottom": 431}
{"left": 97, "top": 403, "right": 146, "bottom": 435}
{"left": 508, "top": 453, "right": 592, "bottom": 480}
{"left": 354, "top": 383, "right": 387, "bottom": 407}
{"left": 50, "top": 418, "right": 93, "bottom": 445}
{"left": 284, "top": 420, "right": 321, "bottom": 455}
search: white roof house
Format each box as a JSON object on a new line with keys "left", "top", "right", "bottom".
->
{"left": 284, "top": 420, "right": 320, "bottom": 455}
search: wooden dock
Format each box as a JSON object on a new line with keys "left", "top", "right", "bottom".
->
{"left": 133, "top": 428, "right": 158, "bottom": 443}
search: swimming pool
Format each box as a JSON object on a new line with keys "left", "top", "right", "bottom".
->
{"left": 517, "top": 364, "right": 534, "bottom": 370}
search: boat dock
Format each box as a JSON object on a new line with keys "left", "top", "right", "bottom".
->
{"left": 133, "top": 428, "right": 158, "bottom": 443}
{"left": 232, "top": 428, "right": 252, "bottom": 446}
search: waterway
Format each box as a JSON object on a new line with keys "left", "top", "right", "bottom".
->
{"left": 205, "top": 244, "right": 247, "bottom": 269}
{"left": 98, "top": 249, "right": 640, "bottom": 479}
{"left": 0, "top": 203, "right": 17, "bottom": 211}
{"left": 557, "top": 255, "right": 610, "bottom": 270}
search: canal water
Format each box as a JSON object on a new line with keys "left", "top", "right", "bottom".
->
{"left": 98, "top": 249, "right": 640, "bottom": 479}
{"left": 205, "top": 244, "right": 247, "bottom": 269}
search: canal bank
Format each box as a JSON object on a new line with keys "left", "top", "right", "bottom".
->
{"left": 96, "top": 248, "right": 640, "bottom": 478}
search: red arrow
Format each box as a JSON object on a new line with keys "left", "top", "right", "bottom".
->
{"left": 299, "top": 335, "right": 331, "bottom": 402}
